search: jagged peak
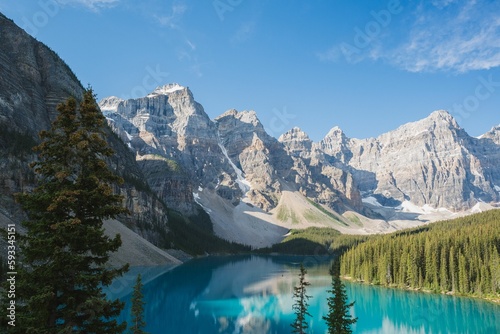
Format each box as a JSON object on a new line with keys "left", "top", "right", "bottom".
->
{"left": 215, "top": 109, "right": 261, "bottom": 126}
{"left": 379, "top": 110, "right": 461, "bottom": 140}
{"left": 216, "top": 109, "right": 238, "bottom": 119}
{"left": 237, "top": 110, "right": 259, "bottom": 124}
{"left": 415, "top": 109, "right": 461, "bottom": 129}
{"left": 278, "top": 127, "right": 311, "bottom": 143}
{"left": 478, "top": 124, "right": 500, "bottom": 142}
{"left": 428, "top": 109, "right": 454, "bottom": 121}
{"left": 147, "top": 83, "right": 187, "bottom": 97}
{"left": 323, "top": 126, "right": 346, "bottom": 140}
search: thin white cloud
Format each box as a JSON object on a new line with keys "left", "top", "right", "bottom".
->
{"left": 186, "top": 39, "right": 196, "bottom": 51}
{"left": 431, "top": 0, "right": 456, "bottom": 9}
{"left": 231, "top": 22, "right": 256, "bottom": 43}
{"left": 320, "top": 0, "right": 500, "bottom": 73}
{"left": 389, "top": 1, "right": 500, "bottom": 73}
{"left": 60, "top": 0, "right": 119, "bottom": 11}
{"left": 155, "top": 4, "right": 187, "bottom": 29}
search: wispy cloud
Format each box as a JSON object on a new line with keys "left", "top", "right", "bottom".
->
{"left": 388, "top": 1, "right": 500, "bottom": 73}
{"left": 155, "top": 3, "right": 187, "bottom": 29}
{"left": 430, "top": 0, "right": 456, "bottom": 9}
{"left": 62, "top": 0, "right": 119, "bottom": 11}
{"left": 231, "top": 21, "right": 256, "bottom": 43}
{"left": 320, "top": 0, "right": 500, "bottom": 73}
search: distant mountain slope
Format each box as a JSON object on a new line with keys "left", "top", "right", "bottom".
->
{"left": 316, "top": 110, "right": 500, "bottom": 210}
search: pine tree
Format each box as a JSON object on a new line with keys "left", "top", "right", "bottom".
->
{"left": 323, "top": 261, "right": 357, "bottom": 334}
{"left": 13, "top": 88, "right": 129, "bottom": 333}
{"left": 130, "top": 274, "right": 147, "bottom": 334}
{"left": 291, "top": 263, "right": 312, "bottom": 334}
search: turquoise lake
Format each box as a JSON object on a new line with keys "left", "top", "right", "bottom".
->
{"left": 107, "top": 255, "right": 500, "bottom": 333}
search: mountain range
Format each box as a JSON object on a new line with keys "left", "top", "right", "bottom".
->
{"left": 1, "top": 11, "right": 499, "bottom": 254}
{"left": 98, "top": 83, "right": 500, "bottom": 247}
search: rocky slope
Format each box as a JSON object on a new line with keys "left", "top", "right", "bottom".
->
{"left": 316, "top": 110, "right": 500, "bottom": 210}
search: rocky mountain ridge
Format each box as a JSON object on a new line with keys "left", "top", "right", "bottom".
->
{"left": 99, "top": 84, "right": 499, "bottom": 246}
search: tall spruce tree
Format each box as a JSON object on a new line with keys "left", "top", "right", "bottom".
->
{"left": 323, "top": 261, "right": 357, "bottom": 334}
{"left": 14, "top": 88, "right": 129, "bottom": 333}
{"left": 291, "top": 263, "right": 312, "bottom": 334}
{"left": 130, "top": 274, "right": 147, "bottom": 334}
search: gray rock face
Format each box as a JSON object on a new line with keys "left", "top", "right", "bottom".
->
{"left": 215, "top": 110, "right": 294, "bottom": 210}
{"left": 481, "top": 125, "right": 500, "bottom": 145}
{"left": 0, "top": 13, "right": 169, "bottom": 245}
{"left": 279, "top": 127, "right": 362, "bottom": 213}
{"left": 102, "top": 85, "right": 500, "bottom": 218}
{"left": 316, "top": 110, "right": 500, "bottom": 210}
{"left": 101, "top": 86, "right": 243, "bottom": 211}
{"left": 103, "top": 89, "right": 364, "bottom": 215}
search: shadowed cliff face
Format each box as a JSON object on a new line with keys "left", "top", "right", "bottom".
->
{"left": 0, "top": 13, "right": 83, "bottom": 135}
{"left": 0, "top": 13, "right": 170, "bottom": 246}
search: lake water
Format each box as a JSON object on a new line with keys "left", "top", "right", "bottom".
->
{"left": 107, "top": 255, "right": 500, "bottom": 333}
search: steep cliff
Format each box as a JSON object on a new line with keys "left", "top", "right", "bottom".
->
{"left": 0, "top": 12, "right": 170, "bottom": 253}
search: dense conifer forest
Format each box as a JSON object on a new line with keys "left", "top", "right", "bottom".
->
{"left": 340, "top": 210, "right": 500, "bottom": 301}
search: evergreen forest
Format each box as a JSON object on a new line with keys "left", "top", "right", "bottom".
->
{"left": 340, "top": 210, "right": 500, "bottom": 301}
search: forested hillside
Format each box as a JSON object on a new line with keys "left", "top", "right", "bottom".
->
{"left": 341, "top": 210, "right": 500, "bottom": 300}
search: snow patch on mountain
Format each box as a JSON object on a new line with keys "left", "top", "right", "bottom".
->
{"left": 192, "top": 192, "right": 211, "bottom": 213}
{"left": 147, "top": 83, "right": 185, "bottom": 97}
{"left": 99, "top": 96, "right": 123, "bottom": 113}
{"left": 124, "top": 131, "right": 133, "bottom": 141}
{"left": 362, "top": 196, "right": 383, "bottom": 207}
{"left": 398, "top": 200, "right": 452, "bottom": 215}
{"left": 217, "top": 131, "right": 251, "bottom": 194}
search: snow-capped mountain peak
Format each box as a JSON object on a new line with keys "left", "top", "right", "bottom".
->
{"left": 147, "top": 83, "right": 186, "bottom": 97}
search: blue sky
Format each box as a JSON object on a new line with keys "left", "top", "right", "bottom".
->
{"left": 1, "top": 0, "right": 500, "bottom": 141}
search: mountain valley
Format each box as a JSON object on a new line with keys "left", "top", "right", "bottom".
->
{"left": 1, "top": 11, "right": 499, "bottom": 254}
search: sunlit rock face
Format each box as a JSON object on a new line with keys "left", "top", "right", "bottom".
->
{"left": 316, "top": 110, "right": 500, "bottom": 210}
{"left": 102, "top": 79, "right": 500, "bottom": 219}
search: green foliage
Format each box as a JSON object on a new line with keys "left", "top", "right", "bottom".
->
{"left": 341, "top": 210, "right": 500, "bottom": 300}
{"left": 323, "top": 261, "right": 357, "bottom": 334}
{"left": 258, "top": 227, "right": 367, "bottom": 255}
{"left": 129, "top": 274, "right": 147, "bottom": 334}
{"left": 306, "top": 198, "right": 348, "bottom": 226}
{"left": 164, "top": 209, "right": 251, "bottom": 255}
{"left": 122, "top": 173, "right": 151, "bottom": 193}
{"left": 343, "top": 212, "right": 362, "bottom": 226}
{"left": 161, "top": 158, "right": 183, "bottom": 174}
{"left": 291, "top": 263, "right": 312, "bottom": 333}
{"left": 5, "top": 89, "right": 128, "bottom": 333}
{"left": 0, "top": 123, "right": 37, "bottom": 157}
{"left": 276, "top": 205, "right": 290, "bottom": 222}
